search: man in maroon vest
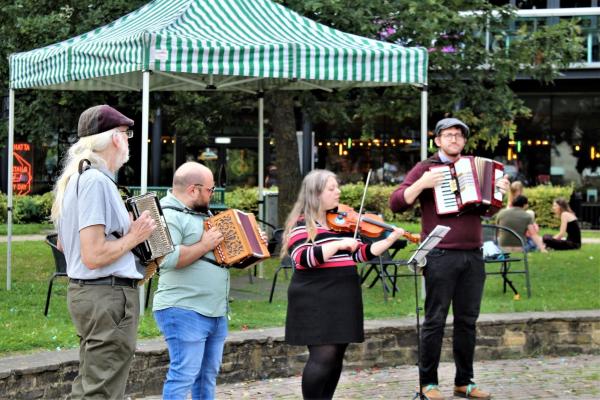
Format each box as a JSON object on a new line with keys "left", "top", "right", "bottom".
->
{"left": 390, "top": 118, "right": 509, "bottom": 400}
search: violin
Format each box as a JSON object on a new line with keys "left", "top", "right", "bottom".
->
{"left": 326, "top": 204, "right": 420, "bottom": 244}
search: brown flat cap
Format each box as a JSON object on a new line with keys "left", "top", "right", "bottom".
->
{"left": 78, "top": 105, "right": 134, "bottom": 137}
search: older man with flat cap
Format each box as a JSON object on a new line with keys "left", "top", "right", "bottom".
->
{"left": 390, "top": 118, "right": 508, "bottom": 400}
{"left": 51, "top": 105, "right": 156, "bottom": 399}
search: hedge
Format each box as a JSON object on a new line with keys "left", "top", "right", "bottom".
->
{"left": 0, "top": 184, "right": 574, "bottom": 229}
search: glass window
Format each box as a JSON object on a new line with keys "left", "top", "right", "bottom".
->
{"left": 559, "top": 0, "right": 593, "bottom": 7}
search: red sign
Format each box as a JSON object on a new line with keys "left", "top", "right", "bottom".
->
{"left": 13, "top": 142, "right": 33, "bottom": 195}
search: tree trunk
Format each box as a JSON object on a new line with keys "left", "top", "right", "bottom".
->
{"left": 266, "top": 91, "right": 301, "bottom": 227}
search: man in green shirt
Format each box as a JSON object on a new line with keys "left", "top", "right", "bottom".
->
{"left": 496, "top": 195, "right": 546, "bottom": 252}
{"left": 153, "top": 161, "right": 227, "bottom": 399}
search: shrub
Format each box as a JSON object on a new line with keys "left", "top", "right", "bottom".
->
{"left": 216, "top": 183, "right": 573, "bottom": 230}
{"left": 339, "top": 183, "right": 419, "bottom": 223}
{"left": 225, "top": 187, "right": 261, "bottom": 214}
{"left": 0, "top": 192, "right": 54, "bottom": 224}
{"left": 524, "top": 185, "right": 574, "bottom": 229}
{"left": 0, "top": 193, "right": 6, "bottom": 223}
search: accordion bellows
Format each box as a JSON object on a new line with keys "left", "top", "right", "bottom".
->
{"left": 125, "top": 193, "right": 175, "bottom": 283}
{"left": 204, "top": 209, "right": 270, "bottom": 268}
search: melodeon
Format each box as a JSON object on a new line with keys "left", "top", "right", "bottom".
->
{"left": 204, "top": 209, "right": 270, "bottom": 269}
{"left": 430, "top": 156, "right": 504, "bottom": 215}
{"left": 125, "top": 192, "right": 175, "bottom": 283}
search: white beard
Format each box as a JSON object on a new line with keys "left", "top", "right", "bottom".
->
{"left": 115, "top": 144, "right": 130, "bottom": 170}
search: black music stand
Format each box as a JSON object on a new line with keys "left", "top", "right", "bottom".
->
{"left": 405, "top": 225, "right": 450, "bottom": 400}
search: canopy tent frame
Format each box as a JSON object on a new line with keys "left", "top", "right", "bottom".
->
{"left": 6, "top": 0, "right": 429, "bottom": 294}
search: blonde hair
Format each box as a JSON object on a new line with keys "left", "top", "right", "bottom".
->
{"left": 280, "top": 169, "right": 337, "bottom": 258}
{"left": 508, "top": 180, "right": 524, "bottom": 207}
{"left": 50, "top": 131, "right": 114, "bottom": 225}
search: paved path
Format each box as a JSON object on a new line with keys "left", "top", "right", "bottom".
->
{"left": 138, "top": 354, "right": 600, "bottom": 399}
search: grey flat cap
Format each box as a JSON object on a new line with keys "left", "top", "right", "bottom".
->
{"left": 434, "top": 117, "right": 470, "bottom": 137}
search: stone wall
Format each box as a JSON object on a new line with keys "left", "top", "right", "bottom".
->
{"left": 1, "top": 311, "right": 598, "bottom": 399}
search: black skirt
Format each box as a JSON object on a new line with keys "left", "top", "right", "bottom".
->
{"left": 285, "top": 266, "right": 364, "bottom": 346}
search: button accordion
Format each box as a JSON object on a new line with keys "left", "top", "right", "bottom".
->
{"left": 204, "top": 209, "right": 270, "bottom": 269}
{"left": 125, "top": 192, "right": 175, "bottom": 284}
{"left": 430, "top": 156, "right": 504, "bottom": 215}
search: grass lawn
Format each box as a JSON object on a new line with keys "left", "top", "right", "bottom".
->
{"left": 0, "top": 223, "right": 54, "bottom": 236}
{"left": 1, "top": 233, "right": 599, "bottom": 357}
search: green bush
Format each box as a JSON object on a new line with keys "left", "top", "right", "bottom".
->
{"left": 225, "top": 187, "right": 261, "bottom": 214}
{"left": 0, "top": 193, "right": 7, "bottom": 223}
{"left": 524, "top": 185, "right": 574, "bottom": 229}
{"left": 339, "top": 184, "right": 419, "bottom": 223}
{"left": 0, "top": 192, "right": 55, "bottom": 224}
{"left": 217, "top": 184, "right": 573, "bottom": 230}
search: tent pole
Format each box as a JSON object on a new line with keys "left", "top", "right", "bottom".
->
{"left": 420, "top": 84, "right": 428, "bottom": 300}
{"left": 257, "top": 90, "right": 265, "bottom": 278}
{"left": 6, "top": 89, "right": 15, "bottom": 291}
{"left": 420, "top": 85, "right": 428, "bottom": 161}
{"left": 141, "top": 71, "right": 150, "bottom": 194}
{"left": 139, "top": 70, "right": 150, "bottom": 315}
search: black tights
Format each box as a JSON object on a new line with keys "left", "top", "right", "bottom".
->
{"left": 302, "top": 343, "right": 348, "bottom": 400}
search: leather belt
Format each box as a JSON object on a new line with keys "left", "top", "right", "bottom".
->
{"left": 70, "top": 276, "right": 138, "bottom": 288}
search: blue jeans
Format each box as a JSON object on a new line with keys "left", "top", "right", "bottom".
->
{"left": 154, "top": 307, "right": 228, "bottom": 400}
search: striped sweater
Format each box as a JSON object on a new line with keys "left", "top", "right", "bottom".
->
{"left": 288, "top": 219, "right": 374, "bottom": 270}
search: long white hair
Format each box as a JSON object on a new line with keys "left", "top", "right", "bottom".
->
{"left": 50, "top": 130, "right": 115, "bottom": 225}
{"left": 280, "top": 169, "right": 337, "bottom": 258}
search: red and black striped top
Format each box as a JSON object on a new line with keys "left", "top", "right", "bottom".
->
{"left": 287, "top": 219, "right": 374, "bottom": 270}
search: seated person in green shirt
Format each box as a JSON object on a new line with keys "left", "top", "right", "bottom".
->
{"left": 496, "top": 195, "right": 547, "bottom": 253}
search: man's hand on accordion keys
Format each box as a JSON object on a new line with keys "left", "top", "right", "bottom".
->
{"left": 495, "top": 174, "right": 510, "bottom": 196}
{"left": 419, "top": 169, "right": 446, "bottom": 189}
{"left": 128, "top": 210, "right": 157, "bottom": 246}
{"left": 201, "top": 226, "right": 224, "bottom": 250}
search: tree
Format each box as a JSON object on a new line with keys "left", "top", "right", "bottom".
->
{"left": 1, "top": 1, "right": 584, "bottom": 224}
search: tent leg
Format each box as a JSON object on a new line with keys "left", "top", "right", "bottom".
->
{"left": 139, "top": 71, "right": 151, "bottom": 315}
{"left": 420, "top": 85, "right": 428, "bottom": 300}
{"left": 257, "top": 91, "right": 265, "bottom": 279}
{"left": 6, "top": 89, "right": 15, "bottom": 291}
{"left": 420, "top": 85, "right": 428, "bottom": 162}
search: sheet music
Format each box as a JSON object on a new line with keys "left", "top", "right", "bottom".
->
{"left": 407, "top": 225, "right": 451, "bottom": 268}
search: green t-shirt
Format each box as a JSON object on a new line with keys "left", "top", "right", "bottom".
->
{"left": 152, "top": 191, "right": 229, "bottom": 317}
{"left": 496, "top": 207, "right": 533, "bottom": 247}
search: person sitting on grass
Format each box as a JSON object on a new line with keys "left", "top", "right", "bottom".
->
{"left": 543, "top": 197, "right": 582, "bottom": 251}
{"left": 496, "top": 195, "right": 547, "bottom": 253}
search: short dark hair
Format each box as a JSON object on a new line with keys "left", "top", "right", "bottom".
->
{"left": 512, "top": 195, "right": 528, "bottom": 208}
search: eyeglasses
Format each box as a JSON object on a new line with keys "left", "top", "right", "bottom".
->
{"left": 115, "top": 129, "right": 134, "bottom": 139}
{"left": 193, "top": 184, "right": 216, "bottom": 194}
{"left": 439, "top": 132, "right": 465, "bottom": 140}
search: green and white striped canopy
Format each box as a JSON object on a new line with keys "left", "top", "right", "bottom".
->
{"left": 9, "top": 0, "right": 427, "bottom": 91}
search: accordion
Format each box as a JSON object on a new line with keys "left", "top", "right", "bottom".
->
{"left": 125, "top": 193, "right": 175, "bottom": 283}
{"left": 430, "top": 156, "right": 504, "bottom": 215}
{"left": 204, "top": 209, "right": 270, "bottom": 269}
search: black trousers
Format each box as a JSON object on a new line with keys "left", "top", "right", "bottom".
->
{"left": 543, "top": 234, "right": 580, "bottom": 250}
{"left": 419, "top": 248, "right": 486, "bottom": 387}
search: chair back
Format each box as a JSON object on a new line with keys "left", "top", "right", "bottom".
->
{"left": 482, "top": 224, "right": 527, "bottom": 255}
{"left": 268, "top": 228, "right": 284, "bottom": 255}
{"left": 45, "top": 234, "right": 67, "bottom": 274}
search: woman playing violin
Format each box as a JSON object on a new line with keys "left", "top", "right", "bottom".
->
{"left": 281, "top": 169, "right": 405, "bottom": 400}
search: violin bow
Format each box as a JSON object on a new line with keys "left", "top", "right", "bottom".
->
{"left": 353, "top": 169, "right": 372, "bottom": 240}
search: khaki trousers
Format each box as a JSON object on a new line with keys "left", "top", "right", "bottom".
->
{"left": 67, "top": 282, "right": 139, "bottom": 400}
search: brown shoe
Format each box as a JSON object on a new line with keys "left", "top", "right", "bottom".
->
{"left": 454, "top": 384, "right": 491, "bottom": 399}
{"left": 420, "top": 384, "right": 445, "bottom": 400}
